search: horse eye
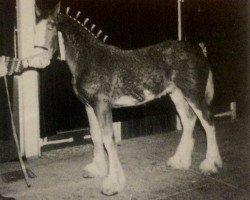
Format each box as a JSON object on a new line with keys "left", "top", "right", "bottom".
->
{"left": 48, "top": 26, "right": 54, "bottom": 30}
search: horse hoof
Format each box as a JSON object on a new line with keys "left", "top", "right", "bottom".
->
{"left": 83, "top": 162, "right": 107, "bottom": 178}
{"left": 101, "top": 175, "right": 126, "bottom": 196}
{"left": 167, "top": 155, "right": 191, "bottom": 170}
{"left": 199, "top": 159, "right": 218, "bottom": 175}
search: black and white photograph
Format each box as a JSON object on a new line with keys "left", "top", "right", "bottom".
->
{"left": 0, "top": 0, "right": 249, "bottom": 199}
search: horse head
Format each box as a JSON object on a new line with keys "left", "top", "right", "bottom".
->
{"left": 34, "top": 1, "right": 61, "bottom": 59}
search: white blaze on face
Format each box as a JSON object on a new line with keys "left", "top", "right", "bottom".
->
{"left": 34, "top": 19, "right": 48, "bottom": 48}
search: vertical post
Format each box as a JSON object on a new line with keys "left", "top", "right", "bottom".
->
{"left": 178, "top": 0, "right": 184, "bottom": 41}
{"left": 230, "top": 102, "right": 237, "bottom": 120}
{"left": 14, "top": 0, "right": 41, "bottom": 157}
{"left": 176, "top": 0, "right": 184, "bottom": 130}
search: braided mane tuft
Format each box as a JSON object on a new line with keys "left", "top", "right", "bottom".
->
{"left": 64, "top": 7, "right": 108, "bottom": 43}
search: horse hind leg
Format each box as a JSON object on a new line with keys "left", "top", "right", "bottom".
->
{"left": 167, "top": 88, "right": 197, "bottom": 170}
{"left": 187, "top": 99, "right": 222, "bottom": 174}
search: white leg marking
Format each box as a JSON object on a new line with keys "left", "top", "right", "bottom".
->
{"left": 168, "top": 88, "right": 196, "bottom": 170}
{"left": 102, "top": 134, "right": 126, "bottom": 195}
{"left": 83, "top": 105, "right": 107, "bottom": 178}
{"left": 94, "top": 98, "right": 126, "bottom": 195}
{"left": 188, "top": 102, "right": 222, "bottom": 174}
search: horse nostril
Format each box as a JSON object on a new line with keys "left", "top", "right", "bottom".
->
{"left": 34, "top": 46, "right": 48, "bottom": 51}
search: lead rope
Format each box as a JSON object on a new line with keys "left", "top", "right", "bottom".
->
{"left": 3, "top": 76, "right": 31, "bottom": 187}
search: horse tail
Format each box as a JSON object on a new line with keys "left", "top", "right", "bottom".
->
{"left": 205, "top": 69, "right": 214, "bottom": 105}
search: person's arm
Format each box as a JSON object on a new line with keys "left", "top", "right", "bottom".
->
{"left": 0, "top": 53, "right": 51, "bottom": 77}
{"left": 0, "top": 56, "right": 8, "bottom": 77}
{"left": 20, "top": 51, "right": 51, "bottom": 70}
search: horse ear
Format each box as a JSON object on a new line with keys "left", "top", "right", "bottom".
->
{"left": 35, "top": 4, "right": 42, "bottom": 18}
{"left": 52, "top": 1, "right": 61, "bottom": 18}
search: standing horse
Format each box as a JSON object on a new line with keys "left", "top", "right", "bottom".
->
{"left": 34, "top": 2, "right": 222, "bottom": 195}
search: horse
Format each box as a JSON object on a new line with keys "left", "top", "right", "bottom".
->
{"left": 34, "top": 2, "right": 222, "bottom": 196}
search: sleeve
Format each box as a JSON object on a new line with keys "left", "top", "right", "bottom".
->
{"left": 0, "top": 56, "right": 8, "bottom": 77}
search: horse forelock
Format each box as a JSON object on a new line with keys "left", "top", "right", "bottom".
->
{"left": 36, "top": 9, "right": 55, "bottom": 23}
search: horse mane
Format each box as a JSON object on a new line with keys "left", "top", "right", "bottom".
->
{"left": 59, "top": 8, "right": 108, "bottom": 43}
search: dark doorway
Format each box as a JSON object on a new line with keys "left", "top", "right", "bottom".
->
{"left": 39, "top": 60, "right": 89, "bottom": 137}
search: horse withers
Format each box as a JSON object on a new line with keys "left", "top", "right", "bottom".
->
{"left": 34, "top": 2, "right": 222, "bottom": 196}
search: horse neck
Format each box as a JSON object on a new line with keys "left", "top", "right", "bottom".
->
{"left": 57, "top": 14, "right": 103, "bottom": 77}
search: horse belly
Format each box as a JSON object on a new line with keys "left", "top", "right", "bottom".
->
{"left": 112, "top": 89, "right": 157, "bottom": 107}
{"left": 113, "top": 96, "right": 139, "bottom": 106}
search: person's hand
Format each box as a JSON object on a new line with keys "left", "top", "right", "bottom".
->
{"left": 22, "top": 57, "right": 51, "bottom": 69}
{"left": 0, "top": 56, "right": 8, "bottom": 77}
{"left": 21, "top": 53, "right": 51, "bottom": 69}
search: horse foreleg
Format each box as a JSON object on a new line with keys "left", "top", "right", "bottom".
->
{"left": 94, "top": 95, "right": 126, "bottom": 195}
{"left": 83, "top": 105, "right": 108, "bottom": 178}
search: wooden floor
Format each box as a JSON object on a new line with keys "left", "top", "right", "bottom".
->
{"left": 0, "top": 117, "right": 249, "bottom": 200}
